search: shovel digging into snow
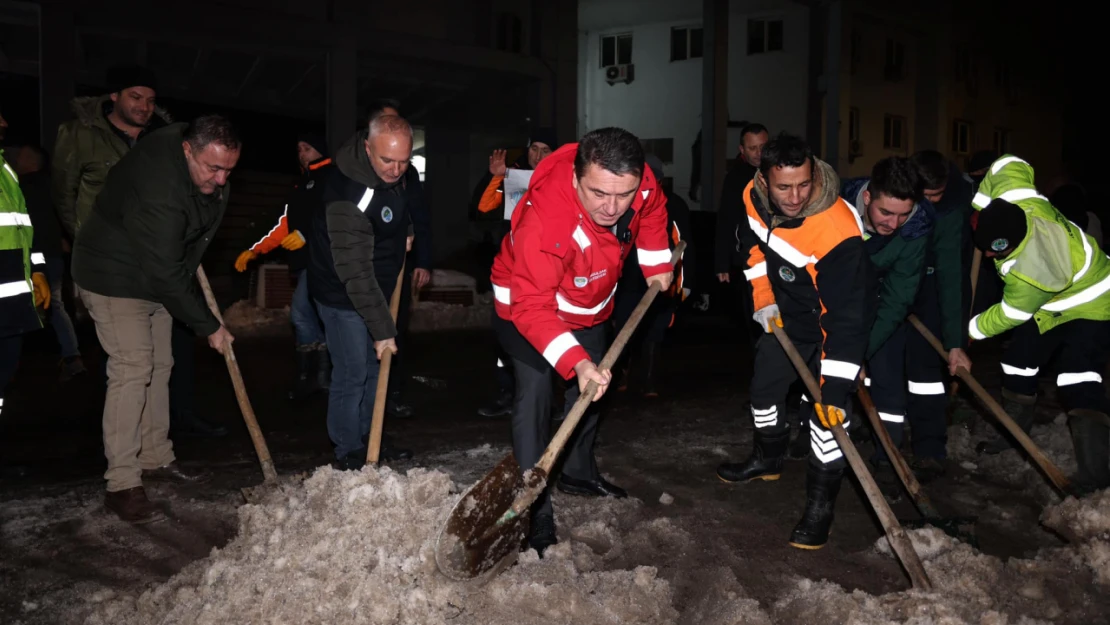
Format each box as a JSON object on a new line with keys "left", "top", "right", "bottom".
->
{"left": 907, "top": 314, "right": 1074, "bottom": 498}
{"left": 434, "top": 242, "right": 685, "bottom": 582}
{"left": 196, "top": 265, "right": 285, "bottom": 503}
{"left": 856, "top": 374, "right": 978, "bottom": 547}
{"left": 770, "top": 324, "right": 933, "bottom": 591}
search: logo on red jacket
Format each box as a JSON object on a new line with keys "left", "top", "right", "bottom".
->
{"left": 574, "top": 276, "right": 588, "bottom": 288}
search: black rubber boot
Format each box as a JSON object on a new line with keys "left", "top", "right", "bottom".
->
{"left": 787, "top": 420, "right": 810, "bottom": 460}
{"left": 1068, "top": 409, "right": 1110, "bottom": 495}
{"left": 788, "top": 464, "right": 844, "bottom": 550}
{"left": 314, "top": 343, "right": 332, "bottom": 391}
{"left": 976, "top": 390, "right": 1037, "bottom": 455}
{"left": 642, "top": 342, "right": 660, "bottom": 397}
{"left": 289, "top": 345, "right": 317, "bottom": 400}
{"left": 527, "top": 512, "right": 558, "bottom": 558}
{"left": 717, "top": 430, "right": 789, "bottom": 483}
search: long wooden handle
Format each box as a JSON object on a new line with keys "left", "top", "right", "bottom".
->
{"left": 855, "top": 377, "right": 941, "bottom": 518}
{"left": 907, "top": 314, "right": 1071, "bottom": 496}
{"left": 770, "top": 324, "right": 932, "bottom": 590}
{"left": 367, "top": 261, "right": 407, "bottom": 465}
{"left": 508, "top": 241, "right": 686, "bottom": 518}
{"left": 196, "top": 265, "right": 278, "bottom": 482}
{"left": 949, "top": 249, "right": 984, "bottom": 400}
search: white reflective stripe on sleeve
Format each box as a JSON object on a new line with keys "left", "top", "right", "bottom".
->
{"left": 572, "top": 225, "right": 591, "bottom": 251}
{"left": 999, "top": 259, "right": 1017, "bottom": 276}
{"left": 1042, "top": 273, "right": 1110, "bottom": 312}
{"left": 991, "top": 155, "right": 1028, "bottom": 174}
{"left": 972, "top": 192, "right": 991, "bottom": 209}
{"left": 0, "top": 279, "right": 32, "bottom": 298}
{"left": 496, "top": 359, "right": 505, "bottom": 368}
{"left": 744, "top": 262, "right": 767, "bottom": 281}
{"left": 0, "top": 212, "right": 33, "bottom": 227}
{"left": 999, "top": 188, "right": 1048, "bottom": 203}
{"left": 864, "top": 377, "right": 871, "bottom": 387}
{"left": 555, "top": 284, "right": 617, "bottom": 315}
{"left": 1074, "top": 228, "right": 1094, "bottom": 283}
{"left": 1001, "top": 364, "right": 1039, "bottom": 377}
{"left": 908, "top": 381, "right": 946, "bottom": 395}
{"left": 637, "top": 248, "right": 671, "bottom": 266}
{"left": 3, "top": 162, "right": 17, "bottom": 182}
{"left": 542, "top": 332, "right": 580, "bottom": 367}
{"left": 879, "top": 412, "right": 905, "bottom": 424}
{"left": 492, "top": 284, "right": 510, "bottom": 305}
{"left": 356, "top": 188, "right": 374, "bottom": 212}
{"left": 1001, "top": 301, "right": 1033, "bottom": 322}
{"left": 1058, "top": 372, "right": 1104, "bottom": 386}
{"left": 30, "top": 253, "right": 46, "bottom": 265}
{"left": 968, "top": 315, "right": 987, "bottom": 340}
{"left": 821, "top": 359, "right": 860, "bottom": 380}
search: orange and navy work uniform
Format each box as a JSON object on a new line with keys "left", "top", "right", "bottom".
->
{"left": 248, "top": 156, "right": 333, "bottom": 272}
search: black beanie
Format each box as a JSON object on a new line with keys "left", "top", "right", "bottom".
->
{"left": 974, "top": 198, "right": 1028, "bottom": 254}
{"left": 106, "top": 65, "right": 158, "bottom": 93}
{"left": 528, "top": 127, "right": 557, "bottom": 150}
{"left": 296, "top": 132, "right": 328, "bottom": 159}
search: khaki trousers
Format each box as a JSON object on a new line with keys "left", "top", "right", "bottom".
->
{"left": 79, "top": 289, "right": 175, "bottom": 492}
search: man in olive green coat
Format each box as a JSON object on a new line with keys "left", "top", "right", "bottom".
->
{"left": 73, "top": 115, "right": 239, "bottom": 524}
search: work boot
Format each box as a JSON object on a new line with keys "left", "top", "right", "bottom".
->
{"left": 477, "top": 390, "right": 513, "bottom": 417}
{"left": 170, "top": 410, "right": 228, "bottom": 438}
{"left": 976, "top": 390, "right": 1037, "bottom": 455}
{"left": 144, "top": 462, "right": 209, "bottom": 484}
{"left": 871, "top": 459, "right": 903, "bottom": 504}
{"left": 788, "top": 420, "right": 810, "bottom": 460}
{"left": 386, "top": 390, "right": 414, "bottom": 419}
{"left": 105, "top": 487, "right": 165, "bottom": 524}
{"left": 335, "top": 449, "right": 366, "bottom": 471}
{"left": 717, "top": 430, "right": 789, "bottom": 483}
{"left": 556, "top": 474, "right": 627, "bottom": 498}
{"left": 314, "top": 343, "right": 332, "bottom": 391}
{"left": 642, "top": 342, "right": 661, "bottom": 398}
{"left": 289, "top": 344, "right": 317, "bottom": 400}
{"left": 59, "top": 355, "right": 87, "bottom": 382}
{"left": 1068, "top": 409, "right": 1110, "bottom": 495}
{"left": 788, "top": 464, "right": 844, "bottom": 550}
{"left": 527, "top": 512, "right": 558, "bottom": 558}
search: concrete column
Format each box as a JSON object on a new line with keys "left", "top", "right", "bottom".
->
{"left": 326, "top": 42, "right": 358, "bottom": 156}
{"left": 38, "top": 3, "right": 77, "bottom": 148}
{"left": 823, "top": 0, "right": 843, "bottom": 173}
{"left": 699, "top": 0, "right": 728, "bottom": 212}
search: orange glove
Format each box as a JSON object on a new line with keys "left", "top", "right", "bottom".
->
{"left": 234, "top": 250, "right": 257, "bottom": 272}
{"left": 280, "top": 230, "right": 306, "bottom": 251}
{"left": 815, "top": 403, "right": 845, "bottom": 429}
{"left": 31, "top": 272, "right": 50, "bottom": 310}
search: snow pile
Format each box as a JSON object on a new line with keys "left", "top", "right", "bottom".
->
{"left": 221, "top": 300, "right": 290, "bottom": 336}
{"left": 948, "top": 416, "right": 1077, "bottom": 503}
{"left": 773, "top": 491, "right": 1110, "bottom": 624}
{"left": 84, "top": 465, "right": 679, "bottom": 625}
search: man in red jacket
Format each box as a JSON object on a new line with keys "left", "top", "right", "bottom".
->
{"left": 490, "top": 127, "right": 673, "bottom": 555}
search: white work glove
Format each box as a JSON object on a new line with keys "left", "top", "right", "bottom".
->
{"left": 753, "top": 304, "right": 782, "bottom": 333}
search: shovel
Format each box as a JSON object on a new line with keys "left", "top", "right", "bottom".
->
{"left": 770, "top": 324, "right": 932, "bottom": 590}
{"left": 196, "top": 265, "right": 284, "bottom": 503}
{"left": 907, "top": 314, "right": 1073, "bottom": 497}
{"left": 366, "top": 262, "right": 407, "bottom": 466}
{"left": 434, "top": 241, "right": 685, "bottom": 582}
{"left": 856, "top": 374, "right": 978, "bottom": 547}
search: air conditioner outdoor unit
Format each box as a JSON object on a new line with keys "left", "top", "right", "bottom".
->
{"left": 605, "top": 63, "right": 634, "bottom": 85}
{"left": 254, "top": 263, "right": 294, "bottom": 309}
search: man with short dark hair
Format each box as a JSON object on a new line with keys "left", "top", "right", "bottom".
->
{"left": 715, "top": 123, "right": 768, "bottom": 313}
{"left": 716, "top": 133, "right": 870, "bottom": 550}
{"left": 73, "top": 114, "right": 240, "bottom": 524}
{"left": 490, "top": 127, "right": 673, "bottom": 555}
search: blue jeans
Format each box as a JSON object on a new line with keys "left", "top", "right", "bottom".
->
{"left": 45, "top": 256, "right": 80, "bottom": 358}
{"left": 316, "top": 300, "right": 380, "bottom": 460}
{"left": 291, "top": 270, "right": 326, "bottom": 345}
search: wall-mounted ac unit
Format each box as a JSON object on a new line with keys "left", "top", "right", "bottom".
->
{"left": 605, "top": 63, "right": 634, "bottom": 85}
{"left": 254, "top": 263, "right": 294, "bottom": 309}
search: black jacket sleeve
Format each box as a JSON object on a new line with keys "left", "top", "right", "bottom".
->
{"left": 813, "top": 237, "right": 871, "bottom": 410}
{"left": 714, "top": 169, "right": 747, "bottom": 274}
{"left": 325, "top": 200, "right": 397, "bottom": 340}
{"left": 405, "top": 168, "right": 432, "bottom": 269}
{"left": 932, "top": 208, "right": 969, "bottom": 349}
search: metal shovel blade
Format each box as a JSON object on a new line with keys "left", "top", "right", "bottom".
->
{"left": 435, "top": 453, "right": 529, "bottom": 581}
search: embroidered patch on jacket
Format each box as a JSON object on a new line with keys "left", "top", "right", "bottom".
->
{"left": 381, "top": 206, "right": 394, "bottom": 223}
{"left": 574, "top": 276, "right": 589, "bottom": 288}
{"left": 990, "top": 238, "right": 1008, "bottom": 251}
{"left": 778, "top": 266, "right": 796, "bottom": 282}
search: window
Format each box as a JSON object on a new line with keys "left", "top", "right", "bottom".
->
{"left": 747, "top": 19, "right": 784, "bottom": 55}
{"left": 952, "top": 120, "right": 972, "bottom": 154}
{"left": 601, "top": 33, "right": 633, "bottom": 67}
{"left": 495, "top": 13, "right": 522, "bottom": 53}
{"left": 883, "top": 115, "right": 906, "bottom": 150}
{"left": 671, "top": 27, "right": 704, "bottom": 61}
{"left": 993, "top": 128, "right": 1011, "bottom": 155}
{"left": 884, "top": 38, "right": 905, "bottom": 81}
{"left": 848, "top": 107, "right": 861, "bottom": 142}
{"left": 849, "top": 30, "right": 862, "bottom": 75}
{"left": 640, "top": 138, "right": 675, "bottom": 164}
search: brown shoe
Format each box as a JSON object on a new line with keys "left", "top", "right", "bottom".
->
{"left": 105, "top": 487, "right": 166, "bottom": 524}
{"left": 144, "top": 462, "right": 209, "bottom": 484}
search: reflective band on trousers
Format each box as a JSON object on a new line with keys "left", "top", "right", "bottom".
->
{"left": 1001, "top": 364, "right": 1039, "bottom": 377}
{"left": 752, "top": 405, "right": 778, "bottom": 428}
{"left": 908, "top": 381, "right": 946, "bottom": 395}
{"left": 879, "top": 412, "right": 904, "bottom": 423}
{"left": 810, "top": 419, "right": 849, "bottom": 464}
{"left": 1058, "top": 372, "right": 1103, "bottom": 386}
{"left": 31, "top": 253, "right": 45, "bottom": 265}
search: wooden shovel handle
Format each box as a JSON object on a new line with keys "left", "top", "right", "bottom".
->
{"left": 907, "top": 314, "right": 1071, "bottom": 496}
{"left": 367, "top": 261, "right": 407, "bottom": 465}
{"left": 770, "top": 324, "right": 932, "bottom": 590}
{"left": 196, "top": 266, "right": 278, "bottom": 482}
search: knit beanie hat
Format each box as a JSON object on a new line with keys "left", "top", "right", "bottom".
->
{"left": 528, "top": 127, "right": 558, "bottom": 150}
{"left": 296, "top": 132, "right": 328, "bottom": 159}
{"left": 106, "top": 65, "right": 158, "bottom": 93}
{"left": 974, "top": 198, "right": 1028, "bottom": 254}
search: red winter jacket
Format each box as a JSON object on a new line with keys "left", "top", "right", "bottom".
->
{"left": 490, "top": 144, "right": 672, "bottom": 379}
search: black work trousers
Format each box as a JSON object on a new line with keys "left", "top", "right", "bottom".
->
{"left": 904, "top": 277, "right": 951, "bottom": 460}
{"left": 507, "top": 323, "right": 608, "bottom": 517}
{"left": 1001, "top": 318, "right": 1110, "bottom": 414}
{"left": 169, "top": 319, "right": 195, "bottom": 417}
{"left": 865, "top": 324, "right": 908, "bottom": 464}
